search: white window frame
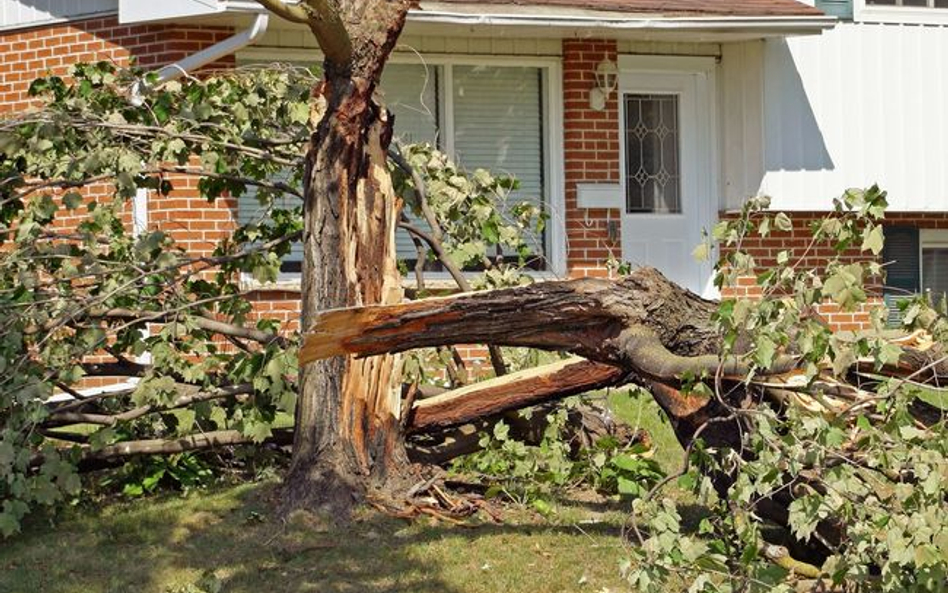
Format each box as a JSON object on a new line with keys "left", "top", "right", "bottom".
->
{"left": 236, "top": 48, "right": 566, "bottom": 289}
{"left": 854, "top": 0, "right": 948, "bottom": 25}
{"left": 920, "top": 229, "right": 948, "bottom": 296}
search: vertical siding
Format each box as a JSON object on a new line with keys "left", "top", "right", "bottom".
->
{"left": 760, "top": 22, "right": 948, "bottom": 212}
{"left": 720, "top": 41, "right": 765, "bottom": 210}
{"left": 0, "top": 0, "right": 115, "bottom": 30}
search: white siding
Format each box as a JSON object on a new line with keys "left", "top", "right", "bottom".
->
{"left": 759, "top": 22, "right": 948, "bottom": 212}
{"left": 0, "top": 0, "right": 115, "bottom": 30}
{"left": 720, "top": 41, "right": 765, "bottom": 211}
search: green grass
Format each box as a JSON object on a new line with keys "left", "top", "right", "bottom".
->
{"left": 1, "top": 391, "right": 685, "bottom": 593}
{"left": 0, "top": 482, "right": 638, "bottom": 593}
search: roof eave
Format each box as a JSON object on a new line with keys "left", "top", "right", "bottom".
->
{"left": 406, "top": 9, "right": 837, "bottom": 36}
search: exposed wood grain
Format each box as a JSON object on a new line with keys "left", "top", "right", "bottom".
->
{"left": 408, "top": 357, "right": 628, "bottom": 432}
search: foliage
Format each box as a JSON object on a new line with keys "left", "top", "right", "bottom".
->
{"left": 451, "top": 392, "right": 665, "bottom": 515}
{"left": 393, "top": 142, "right": 547, "bottom": 283}
{"left": 626, "top": 186, "right": 948, "bottom": 592}
{"left": 0, "top": 60, "right": 551, "bottom": 536}
{"left": 101, "top": 453, "right": 216, "bottom": 498}
{"left": 0, "top": 61, "right": 317, "bottom": 536}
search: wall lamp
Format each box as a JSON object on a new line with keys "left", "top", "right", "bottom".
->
{"left": 589, "top": 59, "right": 618, "bottom": 111}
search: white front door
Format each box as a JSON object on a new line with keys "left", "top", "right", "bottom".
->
{"left": 619, "top": 57, "right": 716, "bottom": 296}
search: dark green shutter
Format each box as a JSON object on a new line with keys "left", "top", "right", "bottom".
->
{"left": 815, "top": 0, "right": 853, "bottom": 19}
{"left": 882, "top": 225, "right": 920, "bottom": 326}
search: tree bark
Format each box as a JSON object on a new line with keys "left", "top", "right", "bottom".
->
{"left": 282, "top": 0, "right": 416, "bottom": 515}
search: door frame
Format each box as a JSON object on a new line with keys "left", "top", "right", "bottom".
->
{"left": 617, "top": 55, "right": 719, "bottom": 296}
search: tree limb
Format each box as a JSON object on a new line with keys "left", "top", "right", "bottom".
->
{"left": 407, "top": 357, "right": 628, "bottom": 433}
{"left": 44, "top": 384, "right": 254, "bottom": 427}
{"left": 254, "top": 0, "right": 310, "bottom": 23}
{"left": 98, "top": 308, "right": 288, "bottom": 347}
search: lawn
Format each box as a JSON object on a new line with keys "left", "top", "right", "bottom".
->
{"left": 0, "top": 393, "right": 684, "bottom": 593}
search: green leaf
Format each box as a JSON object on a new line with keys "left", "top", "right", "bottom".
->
{"left": 692, "top": 242, "right": 710, "bottom": 262}
{"left": 787, "top": 495, "right": 823, "bottom": 541}
{"left": 774, "top": 212, "right": 793, "bottom": 232}
{"left": 755, "top": 335, "right": 777, "bottom": 369}
{"left": 861, "top": 225, "right": 885, "bottom": 255}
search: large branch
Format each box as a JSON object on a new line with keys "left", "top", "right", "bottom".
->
{"left": 302, "top": 267, "right": 726, "bottom": 379}
{"left": 254, "top": 0, "right": 310, "bottom": 23}
{"left": 407, "top": 357, "right": 629, "bottom": 433}
{"left": 256, "top": 0, "right": 353, "bottom": 66}
{"left": 302, "top": 266, "right": 948, "bottom": 393}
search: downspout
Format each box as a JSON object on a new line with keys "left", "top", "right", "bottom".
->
{"left": 129, "top": 12, "right": 269, "bottom": 104}
{"left": 154, "top": 12, "right": 269, "bottom": 83}
{"left": 128, "top": 12, "right": 270, "bottom": 372}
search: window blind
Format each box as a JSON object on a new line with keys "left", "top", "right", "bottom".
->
{"left": 452, "top": 65, "right": 547, "bottom": 261}
{"left": 882, "top": 225, "right": 920, "bottom": 326}
{"left": 381, "top": 63, "right": 441, "bottom": 262}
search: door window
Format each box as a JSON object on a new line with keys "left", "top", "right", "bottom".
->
{"left": 623, "top": 93, "right": 681, "bottom": 214}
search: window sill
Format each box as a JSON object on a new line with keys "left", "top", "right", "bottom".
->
{"left": 239, "top": 270, "right": 566, "bottom": 294}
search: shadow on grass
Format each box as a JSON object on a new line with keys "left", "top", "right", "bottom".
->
{"left": 1, "top": 481, "right": 631, "bottom": 593}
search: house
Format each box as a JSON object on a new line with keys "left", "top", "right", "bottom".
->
{"left": 2, "top": 0, "right": 947, "bottom": 337}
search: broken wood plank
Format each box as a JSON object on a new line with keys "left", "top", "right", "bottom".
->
{"left": 407, "top": 357, "right": 628, "bottom": 433}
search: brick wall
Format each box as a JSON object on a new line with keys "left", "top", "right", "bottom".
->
{"left": 718, "top": 210, "right": 948, "bottom": 331}
{"left": 562, "top": 39, "right": 622, "bottom": 278}
{"left": 0, "top": 16, "right": 236, "bottom": 114}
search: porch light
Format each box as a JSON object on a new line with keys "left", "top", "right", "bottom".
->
{"left": 589, "top": 59, "right": 618, "bottom": 111}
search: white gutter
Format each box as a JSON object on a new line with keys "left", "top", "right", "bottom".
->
{"left": 406, "top": 9, "right": 837, "bottom": 33}
{"left": 155, "top": 12, "right": 269, "bottom": 83}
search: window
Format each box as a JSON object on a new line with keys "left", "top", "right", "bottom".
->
{"left": 623, "top": 93, "right": 681, "bottom": 214}
{"left": 922, "top": 232, "right": 948, "bottom": 303}
{"left": 881, "top": 227, "right": 948, "bottom": 324}
{"left": 388, "top": 61, "right": 551, "bottom": 270}
{"left": 238, "top": 56, "right": 558, "bottom": 277}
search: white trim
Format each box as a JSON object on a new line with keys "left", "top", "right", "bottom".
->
{"left": 618, "top": 54, "right": 718, "bottom": 73}
{"left": 404, "top": 9, "right": 837, "bottom": 34}
{"left": 235, "top": 48, "right": 567, "bottom": 279}
{"left": 919, "top": 229, "right": 948, "bottom": 297}
{"left": 46, "top": 378, "right": 141, "bottom": 404}
{"left": 854, "top": 0, "right": 948, "bottom": 25}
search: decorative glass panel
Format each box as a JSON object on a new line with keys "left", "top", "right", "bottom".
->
{"left": 923, "top": 247, "right": 948, "bottom": 304}
{"left": 624, "top": 94, "right": 681, "bottom": 214}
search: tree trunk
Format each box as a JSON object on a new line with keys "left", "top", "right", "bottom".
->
{"left": 284, "top": 1, "right": 415, "bottom": 515}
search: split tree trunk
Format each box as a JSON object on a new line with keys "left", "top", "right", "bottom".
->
{"left": 283, "top": 1, "right": 416, "bottom": 514}
{"left": 302, "top": 267, "right": 948, "bottom": 455}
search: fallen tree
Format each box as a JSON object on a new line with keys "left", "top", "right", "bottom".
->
{"left": 298, "top": 189, "right": 948, "bottom": 590}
